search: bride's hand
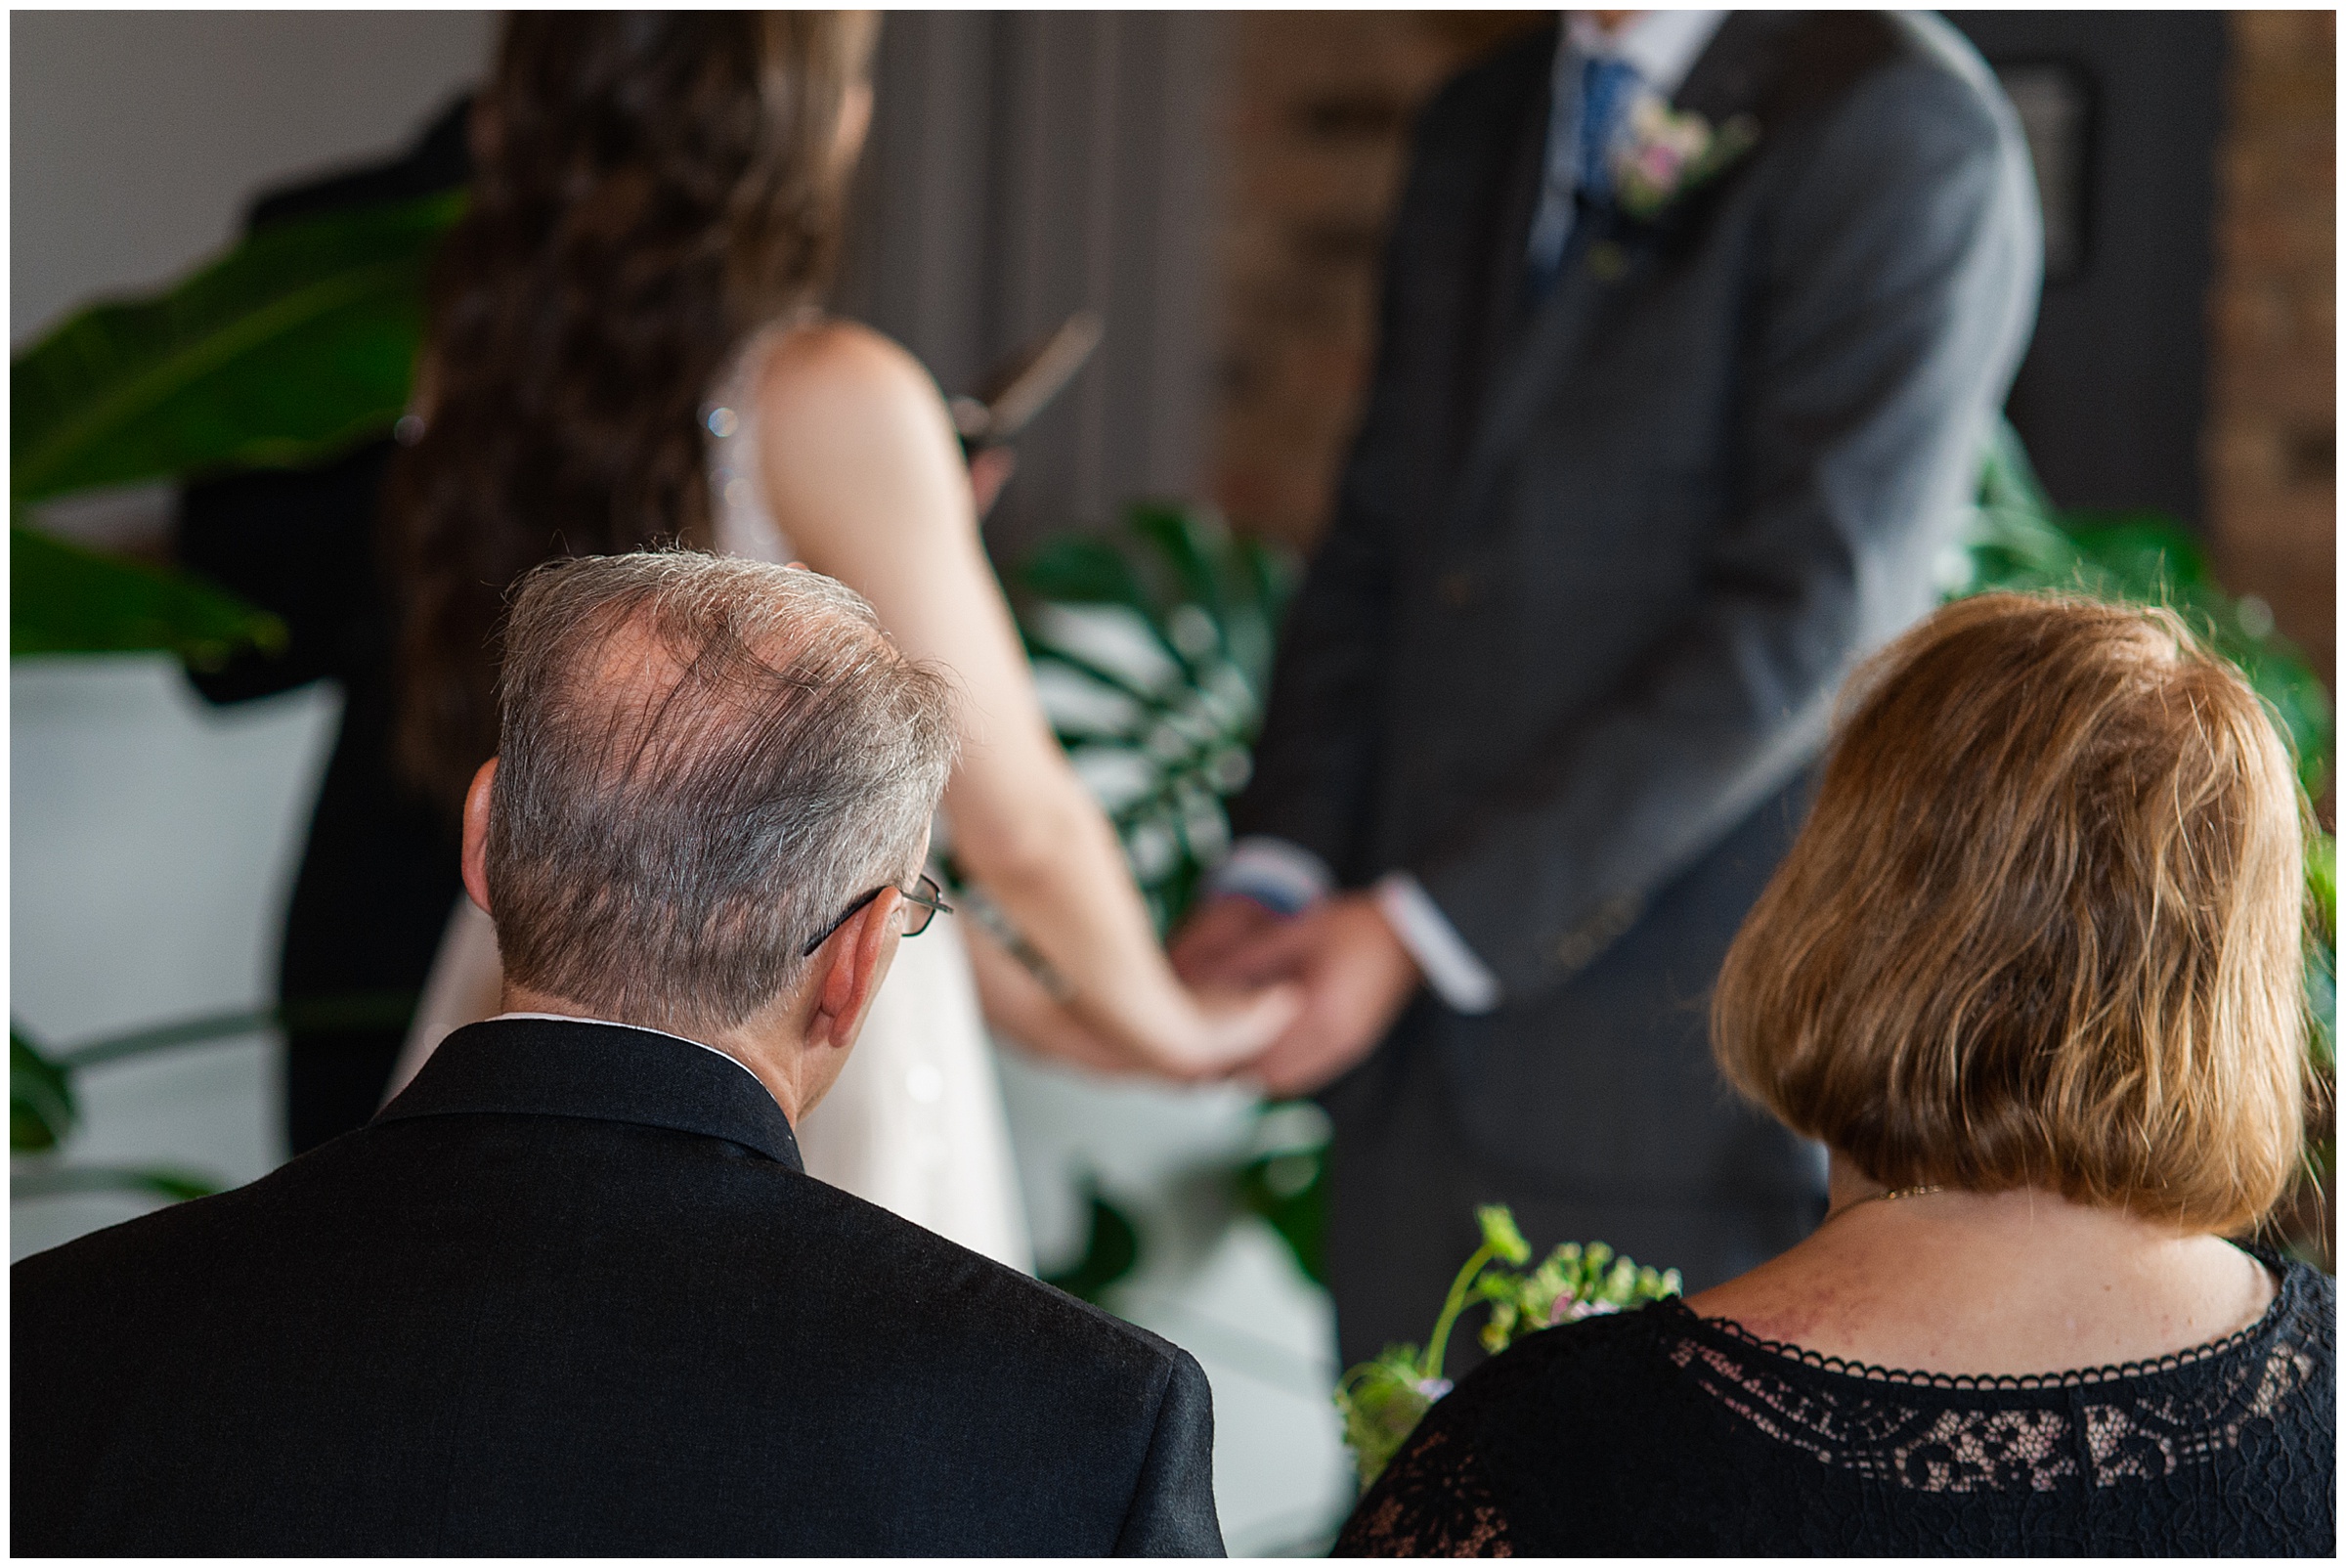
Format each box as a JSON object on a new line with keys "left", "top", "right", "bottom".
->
{"left": 1160, "top": 981, "right": 1302, "bottom": 1080}
{"left": 967, "top": 920, "right": 1297, "bottom": 1081}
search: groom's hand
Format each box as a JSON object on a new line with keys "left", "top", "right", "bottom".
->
{"left": 1169, "top": 894, "right": 1289, "bottom": 987}
{"left": 1238, "top": 893, "right": 1420, "bottom": 1097}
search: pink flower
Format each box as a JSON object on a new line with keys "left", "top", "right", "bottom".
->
{"left": 1606, "top": 91, "right": 1761, "bottom": 222}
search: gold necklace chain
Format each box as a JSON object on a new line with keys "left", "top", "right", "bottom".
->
{"left": 1827, "top": 1183, "right": 1946, "bottom": 1222}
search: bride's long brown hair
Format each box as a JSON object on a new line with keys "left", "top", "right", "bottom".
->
{"left": 387, "top": 11, "right": 877, "bottom": 812}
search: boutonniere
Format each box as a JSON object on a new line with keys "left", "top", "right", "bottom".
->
{"left": 1609, "top": 92, "right": 1760, "bottom": 223}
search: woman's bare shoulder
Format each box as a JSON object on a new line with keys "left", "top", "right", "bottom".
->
{"left": 757, "top": 318, "right": 944, "bottom": 431}
{"left": 748, "top": 317, "right": 967, "bottom": 548}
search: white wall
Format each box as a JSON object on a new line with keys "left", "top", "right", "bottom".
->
{"left": 10, "top": 662, "right": 340, "bottom": 1259}
{"left": 12, "top": 9, "right": 494, "bottom": 341}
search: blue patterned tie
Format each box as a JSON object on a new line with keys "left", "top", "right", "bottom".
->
{"left": 1577, "top": 55, "right": 1646, "bottom": 207}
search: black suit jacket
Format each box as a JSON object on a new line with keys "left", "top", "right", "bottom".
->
{"left": 1238, "top": 14, "right": 2040, "bottom": 1213}
{"left": 13, "top": 1019, "right": 1225, "bottom": 1555}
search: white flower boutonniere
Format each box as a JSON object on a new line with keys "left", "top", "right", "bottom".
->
{"left": 1609, "top": 92, "right": 1760, "bottom": 223}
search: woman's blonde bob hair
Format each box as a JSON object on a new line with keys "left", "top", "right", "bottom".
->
{"left": 1713, "top": 591, "right": 2313, "bottom": 1234}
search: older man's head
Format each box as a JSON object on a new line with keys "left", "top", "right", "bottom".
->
{"left": 464, "top": 551, "right": 957, "bottom": 1057}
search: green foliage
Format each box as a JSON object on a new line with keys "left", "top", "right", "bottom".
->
{"left": 11, "top": 1022, "right": 220, "bottom": 1202}
{"left": 11, "top": 1030, "right": 76, "bottom": 1154}
{"left": 11, "top": 995, "right": 415, "bottom": 1204}
{"left": 1040, "top": 1184, "right": 1142, "bottom": 1304}
{"left": 1236, "top": 1138, "right": 1329, "bottom": 1287}
{"left": 1474, "top": 1238, "right": 1680, "bottom": 1356}
{"left": 1334, "top": 1204, "right": 1680, "bottom": 1492}
{"left": 1332, "top": 1344, "right": 1446, "bottom": 1496}
{"left": 1474, "top": 1202, "right": 1532, "bottom": 1266}
{"left": 1233, "top": 1100, "right": 1336, "bottom": 1285}
{"left": 1016, "top": 501, "right": 1296, "bottom": 933}
{"left": 13, "top": 189, "right": 461, "bottom": 502}
{"left": 11, "top": 519, "right": 286, "bottom": 667}
{"left": 13, "top": 190, "right": 462, "bottom": 667}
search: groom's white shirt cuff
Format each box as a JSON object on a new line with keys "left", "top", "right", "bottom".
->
{"left": 1212, "top": 837, "right": 1503, "bottom": 1016}
{"left": 1213, "top": 837, "right": 1335, "bottom": 916}
{"left": 1373, "top": 873, "right": 1503, "bottom": 1016}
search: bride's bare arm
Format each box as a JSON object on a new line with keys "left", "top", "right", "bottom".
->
{"left": 753, "top": 323, "right": 1291, "bottom": 1077}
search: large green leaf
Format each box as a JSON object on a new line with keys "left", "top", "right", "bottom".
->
{"left": 1237, "top": 1140, "right": 1327, "bottom": 1286}
{"left": 1010, "top": 502, "right": 1298, "bottom": 933}
{"left": 11, "top": 1028, "right": 77, "bottom": 1154}
{"left": 1040, "top": 1183, "right": 1142, "bottom": 1303}
{"left": 12, "top": 188, "right": 463, "bottom": 502}
{"left": 12, "top": 521, "right": 285, "bottom": 668}
{"left": 1021, "top": 535, "right": 1156, "bottom": 623}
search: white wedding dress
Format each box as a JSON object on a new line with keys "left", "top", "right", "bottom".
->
{"left": 389, "top": 321, "right": 1034, "bottom": 1272}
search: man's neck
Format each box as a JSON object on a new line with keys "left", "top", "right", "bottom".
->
{"left": 497, "top": 984, "right": 817, "bottom": 1123}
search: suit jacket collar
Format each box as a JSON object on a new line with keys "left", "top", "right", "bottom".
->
{"left": 374, "top": 1017, "right": 804, "bottom": 1172}
{"left": 1677, "top": 11, "right": 1903, "bottom": 131}
{"left": 1673, "top": 10, "right": 1804, "bottom": 127}
{"left": 1462, "top": 26, "right": 1560, "bottom": 473}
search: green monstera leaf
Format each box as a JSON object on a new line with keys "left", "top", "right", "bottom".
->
{"left": 11, "top": 520, "right": 286, "bottom": 667}
{"left": 11, "top": 1165, "right": 222, "bottom": 1204}
{"left": 13, "top": 189, "right": 462, "bottom": 502}
{"left": 11, "top": 1021, "right": 213, "bottom": 1203}
{"left": 13, "top": 189, "right": 462, "bottom": 665}
{"left": 11, "top": 1029, "right": 77, "bottom": 1154}
{"left": 1040, "top": 1182, "right": 1144, "bottom": 1305}
{"left": 1015, "top": 501, "right": 1295, "bottom": 934}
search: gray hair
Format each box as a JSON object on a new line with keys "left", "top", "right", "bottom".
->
{"left": 486, "top": 550, "right": 959, "bottom": 1032}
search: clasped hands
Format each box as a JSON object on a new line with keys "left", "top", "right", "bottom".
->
{"left": 1167, "top": 891, "right": 1422, "bottom": 1097}
{"left": 961, "top": 880, "right": 1419, "bottom": 1092}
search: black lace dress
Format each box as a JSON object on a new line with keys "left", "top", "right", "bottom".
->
{"left": 1335, "top": 1252, "right": 2333, "bottom": 1556}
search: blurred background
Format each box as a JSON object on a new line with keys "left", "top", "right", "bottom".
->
{"left": 13, "top": 11, "right": 2336, "bottom": 1553}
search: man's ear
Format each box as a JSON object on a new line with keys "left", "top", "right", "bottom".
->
{"left": 460, "top": 759, "right": 498, "bottom": 917}
{"left": 807, "top": 887, "right": 903, "bottom": 1053}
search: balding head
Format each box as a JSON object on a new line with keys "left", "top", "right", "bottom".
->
{"left": 484, "top": 551, "right": 958, "bottom": 1035}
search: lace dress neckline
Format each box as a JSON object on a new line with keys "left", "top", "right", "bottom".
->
{"left": 1660, "top": 1245, "right": 2298, "bottom": 1391}
{"left": 1335, "top": 1255, "right": 2332, "bottom": 1554}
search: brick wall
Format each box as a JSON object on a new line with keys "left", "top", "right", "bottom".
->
{"left": 1211, "top": 12, "right": 1542, "bottom": 548}
{"left": 2206, "top": 10, "right": 2335, "bottom": 684}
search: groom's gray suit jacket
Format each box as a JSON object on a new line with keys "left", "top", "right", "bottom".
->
{"left": 1236, "top": 12, "right": 2040, "bottom": 1333}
